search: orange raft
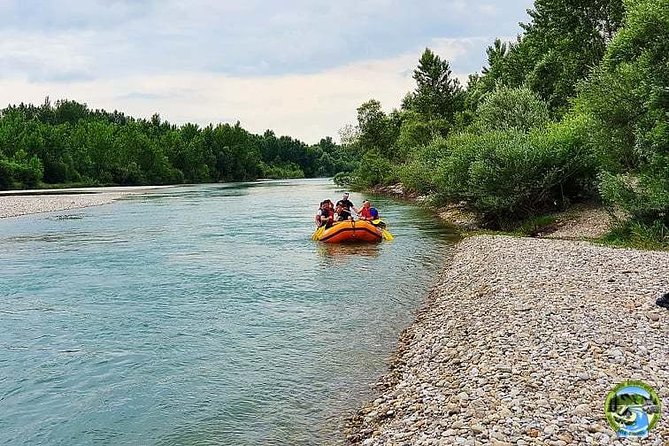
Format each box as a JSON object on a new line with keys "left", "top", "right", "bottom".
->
{"left": 316, "top": 220, "right": 383, "bottom": 243}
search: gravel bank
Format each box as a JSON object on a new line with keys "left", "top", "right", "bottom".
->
{"left": 347, "top": 235, "right": 668, "bottom": 445}
{"left": 0, "top": 193, "right": 127, "bottom": 219}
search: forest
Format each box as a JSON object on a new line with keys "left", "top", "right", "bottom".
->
{"left": 0, "top": 99, "right": 355, "bottom": 189}
{"left": 341, "top": 0, "right": 668, "bottom": 244}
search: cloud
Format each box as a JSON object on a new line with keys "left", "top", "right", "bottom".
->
{"left": 0, "top": 0, "right": 534, "bottom": 143}
{"left": 0, "top": 37, "right": 490, "bottom": 143}
{"left": 0, "top": 0, "right": 532, "bottom": 79}
{"left": 0, "top": 31, "right": 94, "bottom": 82}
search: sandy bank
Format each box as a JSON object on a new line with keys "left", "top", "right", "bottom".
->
{"left": 347, "top": 235, "right": 668, "bottom": 445}
{"left": 0, "top": 186, "right": 169, "bottom": 219}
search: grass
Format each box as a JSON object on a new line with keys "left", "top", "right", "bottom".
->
{"left": 598, "top": 221, "right": 669, "bottom": 251}
{"left": 512, "top": 215, "right": 560, "bottom": 236}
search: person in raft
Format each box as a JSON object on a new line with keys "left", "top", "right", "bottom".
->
{"left": 335, "top": 192, "right": 357, "bottom": 220}
{"left": 358, "top": 200, "right": 387, "bottom": 228}
{"left": 315, "top": 200, "right": 334, "bottom": 228}
{"left": 333, "top": 203, "right": 347, "bottom": 222}
{"left": 358, "top": 200, "right": 379, "bottom": 221}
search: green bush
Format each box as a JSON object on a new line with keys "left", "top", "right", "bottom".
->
{"left": 350, "top": 150, "right": 398, "bottom": 189}
{"left": 576, "top": 0, "right": 669, "bottom": 230}
{"left": 0, "top": 154, "right": 44, "bottom": 188}
{"left": 395, "top": 111, "right": 435, "bottom": 162}
{"left": 399, "top": 137, "right": 449, "bottom": 194}
{"left": 0, "top": 158, "right": 14, "bottom": 189}
{"left": 259, "top": 162, "right": 305, "bottom": 179}
{"left": 574, "top": 62, "right": 643, "bottom": 172}
{"left": 599, "top": 171, "right": 669, "bottom": 225}
{"left": 333, "top": 171, "right": 353, "bottom": 186}
{"left": 473, "top": 86, "right": 551, "bottom": 133}
{"left": 604, "top": 220, "right": 669, "bottom": 250}
{"left": 433, "top": 114, "right": 596, "bottom": 226}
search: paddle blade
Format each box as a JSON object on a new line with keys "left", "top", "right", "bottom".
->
{"left": 311, "top": 226, "right": 325, "bottom": 241}
{"left": 371, "top": 219, "right": 387, "bottom": 229}
{"left": 382, "top": 229, "right": 394, "bottom": 241}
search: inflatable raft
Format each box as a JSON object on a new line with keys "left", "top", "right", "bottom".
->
{"left": 315, "top": 220, "right": 383, "bottom": 243}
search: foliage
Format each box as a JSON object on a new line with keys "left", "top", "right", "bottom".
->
{"left": 515, "top": 215, "right": 560, "bottom": 236}
{"left": 472, "top": 86, "right": 551, "bottom": 133}
{"left": 340, "top": 0, "right": 668, "bottom": 247}
{"left": 333, "top": 171, "right": 353, "bottom": 186}
{"left": 349, "top": 150, "right": 398, "bottom": 189}
{"left": 353, "top": 100, "right": 401, "bottom": 160}
{"left": 345, "top": 49, "right": 466, "bottom": 189}
{"left": 259, "top": 162, "right": 305, "bottom": 179}
{"left": 405, "top": 48, "right": 464, "bottom": 123}
{"left": 0, "top": 152, "right": 44, "bottom": 189}
{"left": 523, "top": 0, "right": 625, "bottom": 113}
{"left": 0, "top": 99, "right": 352, "bottom": 190}
{"left": 578, "top": 0, "right": 669, "bottom": 226}
{"left": 432, "top": 114, "right": 596, "bottom": 226}
{"left": 602, "top": 220, "right": 669, "bottom": 250}
{"left": 399, "top": 137, "right": 449, "bottom": 195}
{"left": 395, "top": 110, "right": 435, "bottom": 160}
{"left": 468, "top": 0, "right": 625, "bottom": 115}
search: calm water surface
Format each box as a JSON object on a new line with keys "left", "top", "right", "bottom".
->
{"left": 0, "top": 179, "right": 457, "bottom": 445}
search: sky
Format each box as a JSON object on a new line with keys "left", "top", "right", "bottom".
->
{"left": 0, "top": 0, "right": 534, "bottom": 143}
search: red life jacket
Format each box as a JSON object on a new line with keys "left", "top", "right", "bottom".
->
{"left": 359, "top": 207, "right": 373, "bottom": 219}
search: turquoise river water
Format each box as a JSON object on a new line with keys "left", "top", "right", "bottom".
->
{"left": 0, "top": 179, "right": 457, "bottom": 445}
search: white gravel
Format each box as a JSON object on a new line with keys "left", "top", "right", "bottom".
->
{"left": 347, "top": 235, "right": 669, "bottom": 445}
{"left": 0, "top": 186, "right": 170, "bottom": 219}
{"left": 0, "top": 193, "right": 127, "bottom": 219}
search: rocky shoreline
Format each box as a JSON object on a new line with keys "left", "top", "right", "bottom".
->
{"left": 0, "top": 186, "right": 168, "bottom": 219}
{"left": 346, "top": 235, "right": 668, "bottom": 445}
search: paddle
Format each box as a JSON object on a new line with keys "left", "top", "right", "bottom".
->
{"left": 380, "top": 228, "right": 394, "bottom": 241}
{"left": 311, "top": 225, "right": 325, "bottom": 241}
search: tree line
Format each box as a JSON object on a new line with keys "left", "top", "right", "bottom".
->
{"left": 342, "top": 0, "right": 668, "bottom": 244}
{"left": 0, "top": 99, "right": 356, "bottom": 189}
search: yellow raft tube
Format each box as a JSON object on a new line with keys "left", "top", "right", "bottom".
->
{"left": 313, "top": 220, "right": 384, "bottom": 243}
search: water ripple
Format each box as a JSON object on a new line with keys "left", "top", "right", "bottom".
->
{"left": 0, "top": 180, "right": 455, "bottom": 445}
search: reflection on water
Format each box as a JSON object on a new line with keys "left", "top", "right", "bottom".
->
{"left": 0, "top": 179, "right": 457, "bottom": 446}
{"left": 316, "top": 242, "right": 382, "bottom": 263}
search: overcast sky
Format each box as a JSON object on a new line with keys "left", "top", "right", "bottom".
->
{"left": 0, "top": 0, "right": 534, "bottom": 143}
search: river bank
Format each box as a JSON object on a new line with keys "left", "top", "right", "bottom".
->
{"left": 371, "top": 183, "right": 615, "bottom": 239}
{"left": 346, "top": 235, "right": 669, "bottom": 445}
{"left": 0, "top": 186, "right": 170, "bottom": 219}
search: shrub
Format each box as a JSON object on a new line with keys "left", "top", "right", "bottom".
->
{"left": 473, "top": 86, "right": 551, "bottom": 133}
{"left": 259, "top": 162, "right": 304, "bottom": 179}
{"left": 599, "top": 171, "right": 669, "bottom": 225}
{"left": 0, "top": 155, "right": 44, "bottom": 188}
{"left": 603, "top": 220, "right": 669, "bottom": 250}
{"left": 349, "top": 150, "right": 398, "bottom": 189}
{"left": 333, "top": 171, "right": 352, "bottom": 186}
{"left": 399, "top": 137, "right": 449, "bottom": 195}
{"left": 433, "top": 114, "right": 596, "bottom": 226}
{"left": 576, "top": 0, "right": 669, "bottom": 229}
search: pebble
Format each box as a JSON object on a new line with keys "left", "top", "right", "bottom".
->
{"left": 345, "top": 236, "right": 669, "bottom": 445}
{"left": 0, "top": 188, "right": 157, "bottom": 219}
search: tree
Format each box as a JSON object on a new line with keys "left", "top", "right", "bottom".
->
{"left": 355, "top": 100, "right": 399, "bottom": 157}
{"left": 408, "top": 48, "right": 463, "bottom": 123}
{"left": 473, "top": 86, "right": 551, "bottom": 133}
{"left": 578, "top": 0, "right": 669, "bottom": 226}
{"left": 521, "top": 0, "right": 626, "bottom": 113}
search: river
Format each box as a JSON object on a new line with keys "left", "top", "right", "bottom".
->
{"left": 0, "top": 179, "right": 457, "bottom": 445}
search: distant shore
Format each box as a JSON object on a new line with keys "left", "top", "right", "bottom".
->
{"left": 346, "top": 235, "right": 668, "bottom": 445}
{"left": 0, "top": 186, "right": 170, "bottom": 219}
